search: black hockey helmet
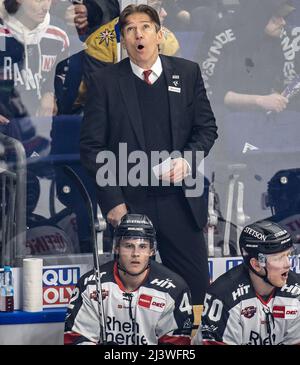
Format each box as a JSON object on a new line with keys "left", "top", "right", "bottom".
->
{"left": 113, "top": 214, "right": 157, "bottom": 251}
{"left": 267, "top": 168, "right": 300, "bottom": 214}
{"left": 239, "top": 220, "right": 293, "bottom": 265}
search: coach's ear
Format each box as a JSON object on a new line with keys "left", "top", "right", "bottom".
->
{"left": 120, "top": 35, "right": 126, "bottom": 49}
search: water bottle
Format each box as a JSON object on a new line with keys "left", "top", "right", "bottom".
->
{"left": 0, "top": 266, "right": 14, "bottom": 312}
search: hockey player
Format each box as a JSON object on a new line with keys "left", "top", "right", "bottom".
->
{"left": 193, "top": 220, "right": 300, "bottom": 345}
{"left": 64, "top": 214, "right": 194, "bottom": 345}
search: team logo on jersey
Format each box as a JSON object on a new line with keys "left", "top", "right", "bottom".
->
{"left": 90, "top": 289, "right": 109, "bottom": 301}
{"left": 138, "top": 294, "right": 166, "bottom": 313}
{"left": 273, "top": 305, "right": 298, "bottom": 319}
{"left": 241, "top": 306, "right": 257, "bottom": 319}
{"left": 97, "top": 29, "right": 115, "bottom": 46}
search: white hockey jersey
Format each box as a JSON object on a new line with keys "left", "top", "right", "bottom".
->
{"left": 193, "top": 264, "right": 300, "bottom": 345}
{"left": 64, "top": 260, "right": 194, "bottom": 345}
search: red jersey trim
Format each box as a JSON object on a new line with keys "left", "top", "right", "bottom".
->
{"left": 64, "top": 331, "right": 82, "bottom": 345}
{"left": 256, "top": 288, "right": 275, "bottom": 306}
{"left": 159, "top": 334, "right": 191, "bottom": 345}
{"left": 203, "top": 340, "right": 227, "bottom": 345}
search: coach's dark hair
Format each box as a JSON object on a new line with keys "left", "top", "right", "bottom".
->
{"left": 4, "top": 0, "right": 20, "bottom": 14}
{"left": 119, "top": 4, "right": 161, "bottom": 35}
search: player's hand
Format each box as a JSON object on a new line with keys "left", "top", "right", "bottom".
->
{"left": 0, "top": 115, "right": 9, "bottom": 124}
{"left": 107, "top": 203, "right": 128, "bottom": 228}
{"left": 256, "top": 93, "right": 289, "bottom": 113}
{"left": 160, "top": 158, "right": 190, "bottom": 184}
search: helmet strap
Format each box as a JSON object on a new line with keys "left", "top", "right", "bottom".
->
{"left": 248, "top": 262, "right": 281, "bottom": 288}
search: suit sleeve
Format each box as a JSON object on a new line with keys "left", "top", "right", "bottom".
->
{"left": 183, "top": 63, "right": 218, "bottom": 177}
{"left": 80, "top": 71, "right": 125, "bottom": 214}
{"left": 157, "top": 285, "right": 194, "bottom": 345}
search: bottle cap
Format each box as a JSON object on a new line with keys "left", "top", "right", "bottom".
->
{"left": 4, "top": 266, "right": 11, "bottom": 272}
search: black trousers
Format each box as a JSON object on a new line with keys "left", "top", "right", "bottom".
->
{"left": 128, "top": 191, "right": 210, "bottom": 305}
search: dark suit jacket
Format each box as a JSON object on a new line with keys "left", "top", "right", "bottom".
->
{"left": 80, "top": 55, "right": 218, "bottom": 228}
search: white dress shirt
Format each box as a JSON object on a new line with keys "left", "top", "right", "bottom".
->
{"left": 130, "top": 56, "right": 163, "bottom": 84}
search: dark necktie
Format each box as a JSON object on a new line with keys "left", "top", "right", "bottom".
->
{"left": 143, "top": 70, "right": 152, "bottom": 85}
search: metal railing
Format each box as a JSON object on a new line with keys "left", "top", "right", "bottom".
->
{"left": 0, "top": 133, "right": 27, "bottom": 266}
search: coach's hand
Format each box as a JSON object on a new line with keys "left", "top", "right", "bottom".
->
{"left": 0, "top": 115, "right": 9, "bottom": 125}
{"left": 160, "top": 158, "right": 190, "bottom": 184}
{"left": 107, "top": 203, "right": 128, "bottom": 227}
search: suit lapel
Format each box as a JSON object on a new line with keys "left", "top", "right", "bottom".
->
{"left": 161, "top": 55, "right": 183, "bottom": 150}
{"left": 118, "top": 59, "right": 146, "bottom": 151}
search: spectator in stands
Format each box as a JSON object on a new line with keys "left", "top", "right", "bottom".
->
{"left": 52, "top": 0, "right": 120, "bottom": 114}
{"left": 200, "top": 0, "right": 296, "bottom": 111}
{"left": 162, "top": 0, "right": 190, "bottom": 31}
{"left": 197, "top": 0, "right": 299, "bottom": 228}
{"left": 163, "top": 0, "right": 220, "bottom": 32}
{"left": 0, "top": 0, "right": 69, "bottom": 124}
{"left": 279, "top": 0, "right": 300, "bottom": 111}
{"left": 52, "top": 0, "right": 120, "bottom": 37}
